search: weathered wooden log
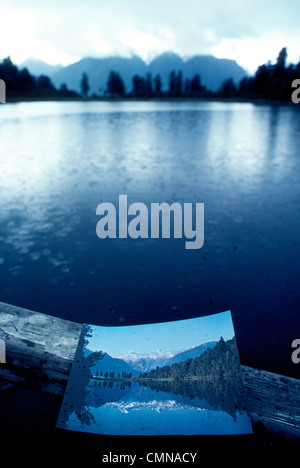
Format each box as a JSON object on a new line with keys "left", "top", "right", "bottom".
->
{"left": 242, "top": 365, "right": 300, "bottom": 439}
{"left": 0, "top": 301, "right": 299, "bottom": 439}
{"left": 0, "top": 301, "right": 81, "bottom": 394}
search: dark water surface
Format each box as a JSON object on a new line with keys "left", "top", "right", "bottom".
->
{"left": 0, "top": 101, "right": 299, "bottom": 377}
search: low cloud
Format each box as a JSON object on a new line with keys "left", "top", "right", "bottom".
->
{"left": 1, "top": 0, "right": 299, "bottom": 72}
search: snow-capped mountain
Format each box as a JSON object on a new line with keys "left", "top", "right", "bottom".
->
{"left": 117, "top": 342, "right": 218, "bottom": 373}
{"left": 104, "top": 399, "right": 206, "bottom": 414}
{"left": 89, "top": 351, "right": 139, "bottom": 377}
{"left": 86, "top": 341, "right": 218, "bottom": 376}
{"left": 117, "top": 350, "right": 175, "bottom": 373}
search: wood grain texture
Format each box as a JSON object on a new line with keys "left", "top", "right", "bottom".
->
{"left": 0, "top": 301, "right": 299, "bottom": 439}
{"left": 0, "top": 302, "right": 81, "bottom": 394}
{"left": 241, "top": 365, "right": 300, "bottom": 439}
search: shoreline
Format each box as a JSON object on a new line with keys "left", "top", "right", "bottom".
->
{"left": 91, "top": 376, "right": 176, "bottom": 382}
{"left": 2, "top": 96, "right": 297, "bottom": 106}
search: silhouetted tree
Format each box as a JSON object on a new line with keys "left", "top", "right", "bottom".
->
{"left": 169, "top": 71, "right": 176, "bottom": 95}
{"left": 275, "top": 47, "right": 287, "bottom": 72}
{"left": 132, "top": 74, "right": 140, "bottom": 95}
{"left": 175, "top": 71, "right": 183, "bottom": 96}
{"left": 132, "top": 74, "right": 145, "bottom": 96}
{"left": 184, "top": 74, "right": 210, "bottom": 98}
{"left": 218, "top": 78, "right": 237, "bottom": 98}
{"left": 36, "top": 75, "right": 57, "bottom": 97}
{"left": 153, "top": 74, "right": 162, "bottom": 94}
{"left": 0, "top": 56, "right": 78, "bottom": 100}
{"left": 238, "top": 47, "right": 299, "bottom": 102}
{"left": 254, "top": 63, "right": 271, "bottom": 96}
{"left": 132, "top": 73, "right": 155, "bottom": 97}
{"left": 238, "top": 76, "right": 254, "bottom": 99}
{"left": 184, "top": 78, "right": 191, "bottom": 94}
{"left": 169, "top": 71, "right": 184, "bottom": 96}
{"left": 145, "top": 73, "right": 152, "bottom": 96}
{"left": 80, "top": 72, "right": 90, "bottom": 98}
{"left": 107, "top": 71, "right": 125, "bottom": 96}
{"left": 190, "top": 75, "right": 201, "bottom": 93}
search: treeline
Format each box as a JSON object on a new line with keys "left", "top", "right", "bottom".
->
{"left": 94, "top": 370, "right": 133, "bottom": 379}
{"left": 128, "top": 70, "right": 212, "bottom": 99}
{"left": 138, "top": 336, "right": 247, "bottom": 418}
{"left": 95, "top": 47, "right": 300, "bottom": 102}
{"left": 93, "top": 379, "right": 132, "bottom": 390}
{"left": 139, "top": 337, "right": 241, "bottom": 382}
{"left": 81, "top": 69, "right": 211, "bottom": 98}
{"left": 237, "top": 47, "right": 300, "bottom": 101}
{"left": 1, "top": 47, "right": 299, "bottom": 102}
{"left": 0, "top": 56, "right": 78, "bottom": 100}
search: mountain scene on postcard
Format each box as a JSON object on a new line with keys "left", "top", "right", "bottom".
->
{"left": 57, "top": 313, "right": 253, "bottom": 435}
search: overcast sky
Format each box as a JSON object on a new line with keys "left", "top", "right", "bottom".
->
{"left": 1, "top": 0, "right": 299, "bottom": 73}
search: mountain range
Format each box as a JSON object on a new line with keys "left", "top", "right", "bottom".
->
{"left": 21, "top": 57, "right": 63, "bottom": 77}
{"left": 89, "top": 351, "right": 140, "bottom": 377}
{"left": 21, "top": 52, "right": 247, "bottom": 94}
{"left": 123, "top": 341, "right": 217, "bottom": 373}
{"left": 88, "top": 341, "right": 217, "bottom": 376}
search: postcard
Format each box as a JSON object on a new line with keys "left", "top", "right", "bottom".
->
{"left": 56, "top": 310, "right": 253, "bottom": 435}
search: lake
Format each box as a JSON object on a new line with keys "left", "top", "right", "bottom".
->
{"left": 0, "top": 101, "right": 299, "bottom": 377}
{"left": 59, "top": 379, "right": 252, "bottom": 436}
